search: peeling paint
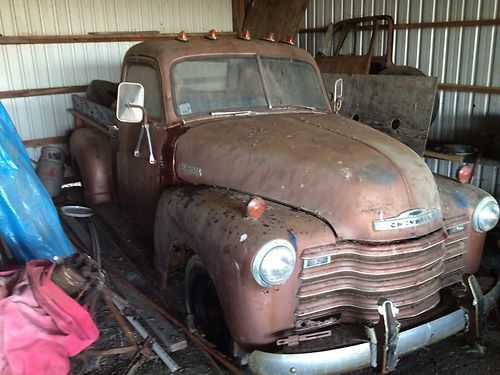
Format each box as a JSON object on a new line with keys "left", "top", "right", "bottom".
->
{"left": 453, "top": 191, "right": 468, "bottom": 209}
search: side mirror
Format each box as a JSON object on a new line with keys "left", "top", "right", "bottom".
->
{"left": 116, "top": 82, "right": 145, "bottom": 123}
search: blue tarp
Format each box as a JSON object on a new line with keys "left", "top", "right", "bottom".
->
{"left": 0, "top": 102, "right": 73, "bottom": 263}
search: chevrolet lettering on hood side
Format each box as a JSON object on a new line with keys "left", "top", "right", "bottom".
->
{"left": 69, "top": 33, "right": 500, "bottom": 375}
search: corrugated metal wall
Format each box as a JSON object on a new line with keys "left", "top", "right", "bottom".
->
{"left": 0, "top": 0, "right": 232, "bottom": 157}
{"left": 300, "top": 0, "right": 500, "bottom": 198}
{"left": 300, "top": 0, "right": 499, "bottom": 143}
{"left": 425, "top": 158, "right": 499, "bottom": 197}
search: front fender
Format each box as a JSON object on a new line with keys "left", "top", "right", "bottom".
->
{"left": 154, "top": 185, "right": 335, "bottom": 349}
{"left": 434, "top": 173, "right": 491, "bottom": 273}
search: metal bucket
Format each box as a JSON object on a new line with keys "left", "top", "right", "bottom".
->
{"left": 36, "top": 145, "right": 65, "bottom": 197}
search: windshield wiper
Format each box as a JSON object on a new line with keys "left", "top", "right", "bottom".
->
{"left": 210, "top": 110, "right": 254, "bottom": 117}
{"left": 273, "top": 105, "right": 319, "bottom": 111}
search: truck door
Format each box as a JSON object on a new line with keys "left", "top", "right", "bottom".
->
{"left": 117, "top": 60, "right": 166, "bottom": 231}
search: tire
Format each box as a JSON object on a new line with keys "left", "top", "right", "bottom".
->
{"left": 378, "top": 65, "right": 426, "bottom": 77}
{"left": 185, "top": 255, "right": 231, "bottom": 353}
{"left": 379, "top": 65, "right": 440, "bottom": 123}
{"left": 86, "top": 80, "right": 118, "bottom": 107}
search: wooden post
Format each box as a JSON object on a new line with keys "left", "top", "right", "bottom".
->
{"left": 232, "top": 0, "right": 246, "bottom": 34}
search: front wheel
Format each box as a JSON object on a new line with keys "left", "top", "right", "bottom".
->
{"left": 185, "top": 255, "right": 231, "bottom": 353}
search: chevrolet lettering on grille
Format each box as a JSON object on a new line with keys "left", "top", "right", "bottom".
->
{"left": 373, "top": 208, "right": 441, "bottom": 231}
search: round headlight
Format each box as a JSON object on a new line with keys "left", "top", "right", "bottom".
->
{"left": 252, "top": 239, "right": 296, "bottom": 287}
{"left": 472, "top": 196, "right": 500, "bottom": 232}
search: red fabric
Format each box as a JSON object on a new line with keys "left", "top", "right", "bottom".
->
{"left": 0, "top": 260, "right": 99, "bottom": 375}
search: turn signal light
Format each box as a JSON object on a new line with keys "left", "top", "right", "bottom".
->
{"left": 281, "top": 36, "right": 294, "bottom": 45}
{"left": 176, "top": 31, "right": 189, "bottom": 42}
{"left": 261, "top": 32, "right": 275, "bottom": 42}
{"left": 205, "top": 29, "right": 218, "bottom": 40}
{"left": 239, "top": 30, "right": 251, "bottom": 41}
{"left": 245, "top": 197, "right": 266, "bottom": 219}
{"left": 456, "top": 164, "right": 472, "bottom": 183}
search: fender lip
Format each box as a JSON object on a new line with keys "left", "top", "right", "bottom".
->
{"left": 248, "top": 277, "right": 500, "bottom": 375}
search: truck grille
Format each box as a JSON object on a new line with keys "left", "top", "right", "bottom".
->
{"left": 296, "top": 223, "right": 468, "bottom": 325}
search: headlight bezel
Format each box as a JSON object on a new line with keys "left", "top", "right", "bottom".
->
{"left": 472, "top": 196, "right": 500, "bottom": 232}
{"left": 251, "top": 239, "right": 296, "bottom": 287}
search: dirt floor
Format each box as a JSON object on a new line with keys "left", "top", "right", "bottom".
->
{"left": 60, "top": 190, "right": 500, "bottom": 375}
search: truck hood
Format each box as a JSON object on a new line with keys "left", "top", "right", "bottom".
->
{"left": 174, "top": 113, "right": 442, "bottom": 242}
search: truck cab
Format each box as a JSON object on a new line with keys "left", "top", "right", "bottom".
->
{"left": 70, "top": 32, "right": 500, "bottom": 374}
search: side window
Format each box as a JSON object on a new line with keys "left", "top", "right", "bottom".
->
{"left": 126, "top": 64, "right": 163, "bottom": 120}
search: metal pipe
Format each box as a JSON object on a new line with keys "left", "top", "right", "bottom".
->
{"left": 113, "top": 299, "right": 181, "bottom": 373}
{"left": 298, "top": 18, "right": 500, "bottom": 34}
{"left": 101, "top": 289, "right": 138, "bottom": 347}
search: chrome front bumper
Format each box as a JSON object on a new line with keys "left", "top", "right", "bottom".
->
{"left": 249, "top": 276, "right": 500, "bottom": 375}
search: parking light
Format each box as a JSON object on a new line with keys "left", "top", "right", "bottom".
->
{"left": 245, "top": 197, "right": 266, "bottom": 219}
{"left": 456, "top": 164, "right": 472, "bottom": 184}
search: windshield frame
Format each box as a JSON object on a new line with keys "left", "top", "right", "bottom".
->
{"left": 170, "top": 54, "right": 330, "bottom": 120}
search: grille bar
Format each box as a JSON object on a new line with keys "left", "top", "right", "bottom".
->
{"left": 296, "top": 226, "right": 468, "bottom": 325}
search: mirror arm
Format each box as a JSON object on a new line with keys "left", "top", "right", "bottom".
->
{"left": 127, "top": 103, "right": 149, "bottom": 124}
{"left": 127, "top": 104, "right": 156, "bottom": 165}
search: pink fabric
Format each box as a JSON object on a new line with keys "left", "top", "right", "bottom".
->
{"left": 0, "top": 260, "right": 99, "bottom": 375}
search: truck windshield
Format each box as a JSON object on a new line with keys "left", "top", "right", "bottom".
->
{"left": 172, "top": 56, "right": 328, "bottom": 117}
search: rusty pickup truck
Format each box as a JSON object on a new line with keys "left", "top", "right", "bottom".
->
{"left": 69, "top": 31, "right": 500, "bottom": 374}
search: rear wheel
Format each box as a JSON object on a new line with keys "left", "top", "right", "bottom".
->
{"left": 185, "top": 255, "right": 231, "bottom": 353}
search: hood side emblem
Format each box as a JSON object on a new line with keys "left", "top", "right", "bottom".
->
{"left": 373, "top": 208, "right": 441, "bottom": 231}
{"left": 176, "top": 163, "right": 202, "bottom": 177}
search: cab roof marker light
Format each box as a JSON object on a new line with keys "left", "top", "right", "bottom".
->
{"left": 239, "top": 30, "right": 251, "bottom": 41}
{"left": 205, "top": 29, "right": 218, "bottom": 40}
{"left": 176, "top": 31, "right": 189, "bottom": 42}
{"left": 261, "top": 32, "right": 275, "bottom": 42}
{"left": 280, "top": 36, "right": 295, "bottom": 45}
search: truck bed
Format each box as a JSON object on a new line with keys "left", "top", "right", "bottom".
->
{"left": 71, "top": 94, "right": 115, "bottom": 133}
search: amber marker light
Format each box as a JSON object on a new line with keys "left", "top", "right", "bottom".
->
{"left": 261, "top": 32, "right": 275, "bottom": 42}
{"left": 281, "top": 36, "right": 294, "bottom": 45}
{"left": 176, "top": 31, "right": 189, "bottom": 42}
{"left": 245, "top": 197, "right": 266, "bottom": 219}
{"left": 239, "top": 30, "right": 251, "bottom": 41}
{"left": 205, "top": 29, "right": 218, "bottom": 40}
{"left": 456, "top": 164, "right": 472, "bottom": 183}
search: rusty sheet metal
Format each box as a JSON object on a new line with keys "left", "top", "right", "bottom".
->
{"left": 322, "top": 73, "right": 438, "bottom": 156}
{"left": 154, "top": 185, "right": 336, "bottom": 349}
{"left": 317, "top": 55, "right": 371, "bottom": 75}
{"left": 175, "top": 112, "right": 442, "bottom": 242}
{"left": 123, "top": 37, "right": 325, "bottom": 124}
{"left": 316, "top": 15, "right": 395, "bottom": 75}
{"left": 295, "top": 229, "right": 465, "bottom": 324}
{"left": 69, "top": 127, "right": 113, "bottom": 205}
{"left": 242, "top": 0, "right": 310, "bottom": 40}
{"left": 433, "top": 173, "right": 489, "bottom": 274}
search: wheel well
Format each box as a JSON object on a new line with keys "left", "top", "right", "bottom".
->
{"left": 185, "top": 255, "right": 231, "bottom": 352}
{"left": 168, "top": 241, "right": 194, "bottom": 274}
